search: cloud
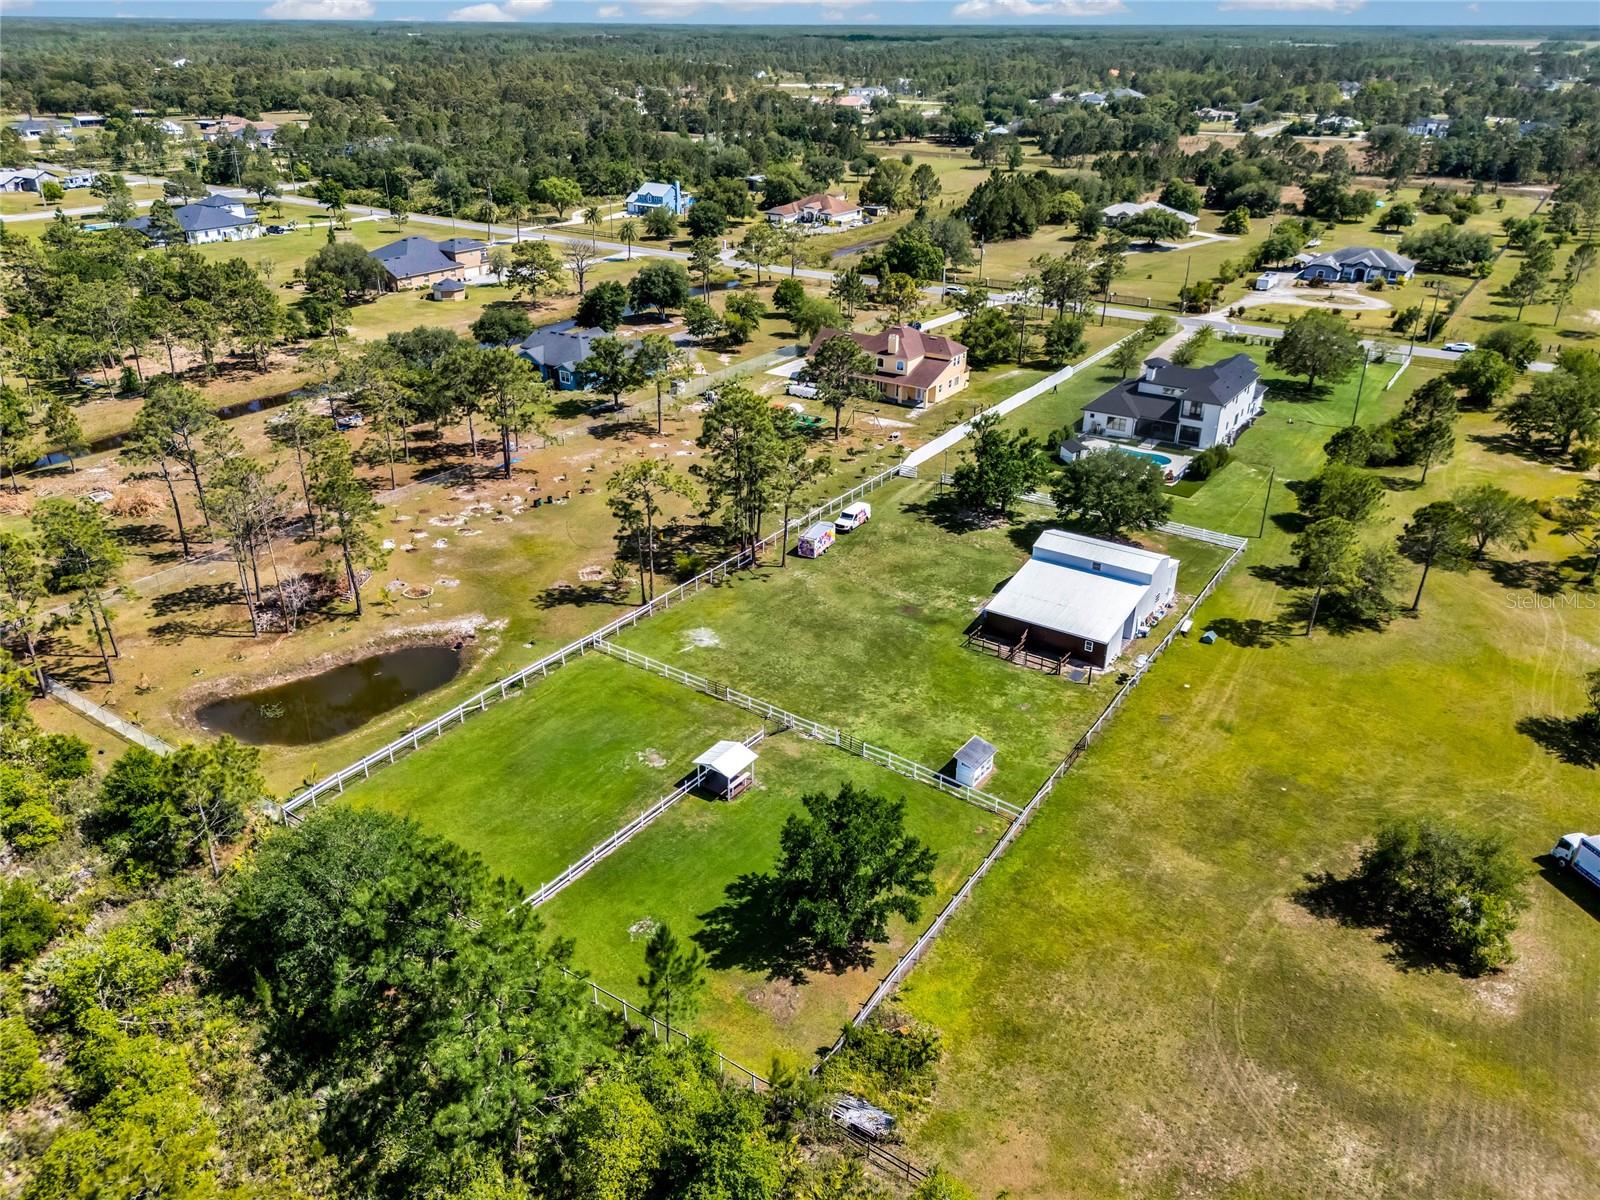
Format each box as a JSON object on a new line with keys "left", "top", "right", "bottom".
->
{"left": 822, "top": 4, "right": 878, "bottom": 13}
{"left": 0, "top": 0, "right": 36, "bottom": 12}
{"left": 262, "top": 0, "right": 374, "bottom": 16}
{"left": 1216, "top": 0, "right": 1365, "bottom": 10}
{"left": 952, "top": 0, "right": 1126, "bottom": 16}
{"left": 597, "top": 3, "right": 623, "bottom": 13}
{"left": 448, "top": 0, "right": 549, "bottom": 15}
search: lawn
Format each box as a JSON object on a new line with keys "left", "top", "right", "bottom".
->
{"left": 537, "top": 732, "right": 1000, "bottom": 1067}
{"left": 612, "top": 476, "right": 1231, "bottom": 806}
{"left": 340, "top": 653, "right": 757, "bottom": 890}
{"left": 883, "top": 344, "right": 1600, "bottom": 1199}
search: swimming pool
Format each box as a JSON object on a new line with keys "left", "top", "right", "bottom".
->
{"left": 1113, "top": 446, "right": 1175, "bottom": 468}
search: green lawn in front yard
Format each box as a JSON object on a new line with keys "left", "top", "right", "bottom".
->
{"left": 537, "top": 732, "right": 1000, "bottom": 1067}
{"left": 341, "top": 652, "right": 757, "bottom": 891}
{"left": 613, "top": 477, "right": 1230, "bottom": 806}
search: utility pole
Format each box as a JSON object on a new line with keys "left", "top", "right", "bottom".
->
{"left": 1350, "top": 350, "right": 1371, "bottom": 426}
{"left": 1257, "top": 466, "right": 1275, "bottom": 539}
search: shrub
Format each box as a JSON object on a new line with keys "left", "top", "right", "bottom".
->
{"left": 1571, "top": 445, "right": 1600, "bottom": 472}
{"left": 1185, "top": 444, "right": 1231, "bottom": 481}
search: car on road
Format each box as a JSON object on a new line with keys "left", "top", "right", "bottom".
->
{"left": 1442, "top": 341, "right": 1475, "bottom": 354}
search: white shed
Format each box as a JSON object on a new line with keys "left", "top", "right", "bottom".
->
{"left": 952, "top": 736, "right": 997, "bottom": 788}
{"left": 694, "top": 740, "right": 758, "bottom": 800}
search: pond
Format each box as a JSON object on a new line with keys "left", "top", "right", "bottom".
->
{"left": 195, "top": 644, "right": 464, "bottom": 746}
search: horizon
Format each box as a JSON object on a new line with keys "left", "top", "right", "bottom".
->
{"left": 3, "top": 6, "right": 1597, "bottom": 29}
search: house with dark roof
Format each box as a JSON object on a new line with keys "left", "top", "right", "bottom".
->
{"left": 625, "top": 180, "right": 694, "bottom": 217}
{"left": 8, "top": 117, "right": 71, "bottom": 140}
{"left": 125, "top": 193, "right": 261, "bottom": 245}
{"left": 804, "top": 325, "right": 969, "bottom": 409}
{"left": 517, "top": 325, "right": 605, "bottom": 389}
{"left": 368, "top": 236, "right": 487, "bottom": 290}
{"left": 1295, "top": 246, "right": 1416, "bottom": 285}
{"left": 1081, "top": 354, "right": 1264, "bottom": 450}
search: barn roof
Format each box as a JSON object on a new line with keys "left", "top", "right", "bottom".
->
{"left": 694, "top": 740, "right": 757, "bottom": 779}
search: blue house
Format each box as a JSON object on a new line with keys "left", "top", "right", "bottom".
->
{"left": 517, "top": 325, "right": 605, "bottom": 389}
{"left": 625, "top": 180, "right": 693, "bottom": 217}
{"left": 1295, "top": 246, "right": 1416, "bottom": 285}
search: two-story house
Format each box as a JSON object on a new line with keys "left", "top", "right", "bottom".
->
{"left": 1081, "top": 354, "right": 1264, "bottom": 451}
{"left": 804, "top": 325, "right": 969, "bottom": 409}
{"left": 517, "top": 325, "right": 605, "bottom": 389}
{"left": 368, "top": 236, "right": 489, "bottom": 291}
{"left": 624, "top": 180, "right": 694, "bottom": 217}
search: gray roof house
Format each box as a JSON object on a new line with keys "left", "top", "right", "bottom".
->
{"left": 369, "top": 237, "right": 464, "bottom": 288}
{"left": 1296, "top": 246, "right": 1416, "bottom": 284}
{"left": 125, "top": 193, "right": 261, "bottom": 245}
{"left": 1101, "top": 200, "right": 1200, "bottom": 230}
{"left": 1081, "top": 354, "right": 1265, "bottom": 451}
{"left": 625, "top": 180, "right": 694, "bottom": 217}
{"left": 9, "top": 117, "right": 71, "bottom": 139}
{"left": 517, "top": 325, "right": 605, "bottom": 389}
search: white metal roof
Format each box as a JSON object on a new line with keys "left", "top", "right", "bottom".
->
{"left": 954, "top": 735, "right": 996, "bottom": 766}
{"left": 694, "top": 740, "right": 757, "bottom": 778}
{"left": 984, "top": 557, "right": 1150, "bottom": 644}
{"left": 1034, "top": 530, "right": 1172, "bottom": 577}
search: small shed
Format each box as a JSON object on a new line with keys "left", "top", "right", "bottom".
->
{"left": 797, "top": 521, "right": 835, "bottom": 558}
{"left": 952, "top": 735, "right": 997, "bottom": 788}
{"left": 694, "top": 740, "right": 758, "bottom": 800}
{"left": 1057, "top": 436, "right": 1089, "bottom": 463}
{"left": 431, "top": 277, "right": 467, "bottom": 302}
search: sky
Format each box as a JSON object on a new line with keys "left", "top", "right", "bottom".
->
{"left": 1, "top": 0, "right": 1595, "bottom": 28}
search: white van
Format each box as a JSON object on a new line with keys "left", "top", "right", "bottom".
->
{"left": 835, "top": 501, "right": 872, "bottom": 532}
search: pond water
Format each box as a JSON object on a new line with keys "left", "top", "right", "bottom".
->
{"left": 195, "top": 644, "right": 464, "bottom": 746}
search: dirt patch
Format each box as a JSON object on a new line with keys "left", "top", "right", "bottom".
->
{"left": 743, "top": 976, "right": 802, "bottom": 1021}
{"left": 683, "top": 627, "right": 721, "bottom": 649}
{"left": 635, "top": 747, "right": 668, "bottom": 768}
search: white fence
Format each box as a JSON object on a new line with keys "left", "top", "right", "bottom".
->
{"left": 594, "top": 640, "right": 1021, "bottom": 818}
{"left": 524, "top": 728, "right": 765, "bottom": 907}
{"left": 46, "top": 680, "right": 173, "bottom": 755}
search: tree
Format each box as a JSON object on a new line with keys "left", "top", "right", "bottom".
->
{"left": 1268, "top": 310, "right": 1362, "bottom": 389}
{"left": 1453, "top": 483, "right": 1538, "bottom": 560}
{"left": 451, "top": 346, "right": 549, "bottom": 478}
{"left": 1447, "top": 348, "right": 1514, "bottom": 408}
{"left": 1109, "top": 330, "right": 1154, "bottom": 379}
{"left": 0, "top": 387, "right": 36, "bottom": 493}
{"left": 627, "top": 260, "right": 691, "bottom": 317}
{"left": 1481, "top": 324, "right": 1542, "bottom": 371}
{"left": 688, "top": 236, "right": 719, "bottom": 298}
{"left": 633, "top": 332, "right": 688, "bottom": 436}
{"left": 308, "top": 433, "right": 385, "bottom": 616}
{"left": 1219, "top": 207, "right": 1251, "bottom": 235}
{"left": 685, "top": 199, "right": 727, "bottom": 240}
{"left": 1052, "top": 450, "right": 1172, "bottom": 538}
{"left": 1292, "top": 516, "right": 1359, "bottom": 635}
{"left": 607, "top": 457, "right": 696, "bottom": 601}
{"left": 506, "top": 241, "right": 566, "bottom": 301}
{"left": 1399, "top": 225, "right": 1494, "bottom": 273}
{"left": 1500, "top": 350, "right": 1600, "bottom": 456}
{"left": 950, "top": 413, "right": 1047, "bottom": 519}
{"left": 470, "top": 304, "right": 534, "bottom": 346}
{"left": 693, "top": 386, "right": 782, "bottom": 556}
{"left": 1396, "top": 500, "right": 1472, "bottom": 610}
{"left": 644, "top": 203, "right": 677, "bottom": 240}
{"left": 1341, "top": 818, "right": 1529, "bottom": 975}
{"left": 773, "top": 436, "right": 829, "bottom": 568}
{"left": 911, "top": 162, "right": 941, "bottom": 203}
{"left": 960, "top": 306, "right": 1018, "bottom": 369}
{"left": 563, "top": 241, "right": 601, "bottom": 295}
{"left": 791, "top": 296, "right": 843, "bottom": 343}
{"left": 1042, "top": 315, "right": 1088, "bottom": 366}
{"left": 34, "top": 497, "right": 123, "bottom": 681}
{"left": 1303, "top": 461, "right": 1386, "bottom": 524}
{"left": 828, "top": 266, "right": 869, "bottom": 318}
{"left": 536, "top": 175, "right": 582, "bottom": 219}
{"left": 1159, "top": 179, "right": 1202, "bottom": 214}
{"left": 305, "top": 241, "right": 386, "bottom": 303}
{"left": 875, "top": 272, "right": 922, "bottom": 324}
{"left": 1551, "top": 481, "right": 1600, "bottom": 583}
{"left": 43, "top": 397, "right": 87, "bottom": 472}
{"left": 861, "top": 159, "right": 913, "bottom": 211}
{"left": 617, "top": 218, "right": 639, "bottom": 261}
{"left": 737, "top": 221, "right": 776, "bottom": 284}
{"left": 638, "top": 924, "right": 704, "bottom": 1030}
{"left": 682, "top": 298, "right": 723, "bottom": 341}
{"left": 771, "top": 783, "right": 937, "bottom": 961}
{"left": 798, "top": 333, "right": 878, "bottom": 441}
{"left": 1170, "top": 325, "right": 1214, "bottom": 367}
{"left": 207, "top": 451, "right": 283, "bottom": 635}
{"left": 1121, "top": 208, "right": 1191, "bottom": 246}
{"left": 575, "top": 280, "right": 629, "bottom": 331}
{"left": 772, "top": 277, "right": 807, "bottom": 320}
{"left": 0, "top": 533, "right": 50, "bottom": 692}
{"left": 92, "top": 738, "right": 261, "bottom": 881}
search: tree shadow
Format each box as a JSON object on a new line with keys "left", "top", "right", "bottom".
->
{"left": 1377, "top": 474, "right": 1423, "bottom": 492}
{"left": 532, "top": 581, "right": 626, "bottom": 610}
{"left": 694, "top": 871, "right": 876, "bottom": 985}
{"left": 1536, "top": 856, "right": 1600, "bottom": 924}
{"left": 1294, "top": 871, "right": 1469, "bottom": 975}
{"left": 902, "top": 494, "right": 1005, "bottom": 537}
{"left": 1485, "top": 557, "right": 1566, "bottom": 596}
{"left": 1467, "top": 430, "right": 1563, "bottom": 467}
{"left": 1206, "top": 615, "right": 1287, "bottom": 648}
{"left": 1262, "top": 379, "right": 1330, "bottom": 405}
{"left": 1515, "top": 714, "right": 1600, "bottom": 769}
{"left": 149, "top": 581, "right": 240, "bottom": 617}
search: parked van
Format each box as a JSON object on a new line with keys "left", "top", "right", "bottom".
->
{"left": 835, "top": 502, "right": 871, "bottom": 532}
{"left": 1254, "top": 273, "right": 1278, "bottom": 291}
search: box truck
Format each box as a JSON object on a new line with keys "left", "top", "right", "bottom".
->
{"left": 1552, "top": 833, "right": 1600, "bottom": 889}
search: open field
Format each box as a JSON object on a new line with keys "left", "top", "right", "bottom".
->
{"left": 0, "top": 182, "right": 164, "bottom": 215}
{"left": 612, "top": 477, "right": 1232, "bottom": 805}
{"left": 538, "top": 731, "right": 1000, "bottom": 1066}
{"left": 888, "top": 341, "right": 1600, "bottom": 1199}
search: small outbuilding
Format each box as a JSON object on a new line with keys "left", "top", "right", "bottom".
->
{"left": 431, "top": 277, "right": 467, "bottom": 302}
{"left": 694, "top": 740, "right": 758, "bottom": 800}
{"left": 797, "top": 522, "right": 835, "bottom": 558}
{"left": 952, "top": 736, "right": 997, "bottom": 788}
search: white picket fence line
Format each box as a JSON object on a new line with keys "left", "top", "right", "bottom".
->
{"left": 524, "top": 728, "right": 766, "bottom": 908}
{"left": 593, "top": 640, "right": 1022, "bottom": 818}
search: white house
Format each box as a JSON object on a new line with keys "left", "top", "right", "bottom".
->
{"left": 125, "top": 193, "right": 261, "bottom": 245}
{"left": 765, "top": 192, "right": 862, "bottom": 227}
{"left": 1406, "top": 116, "right": 1451, "bottom": 138}
{"left": 1081, "top": 354, "right": 1265, "bottom": 451}
{"left": 1101, "top": 200, "right": 1200, "bottom": 231}
{"left": 979, "top": 531, "right": 1180, "bottom": 669}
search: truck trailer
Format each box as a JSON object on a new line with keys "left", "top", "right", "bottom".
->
{"left": 1552, "top": 833, "right": 1600, "bottom": 889}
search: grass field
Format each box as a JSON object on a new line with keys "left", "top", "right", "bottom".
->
{"left": 612, "top": 477, "right": 1231, "bottom": 806}
{"left": 538, "top": 732, "right": 1000, "bottom": 1066}
{"left": 887, "top": 341, "right": 1600, "bottom": 1198}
